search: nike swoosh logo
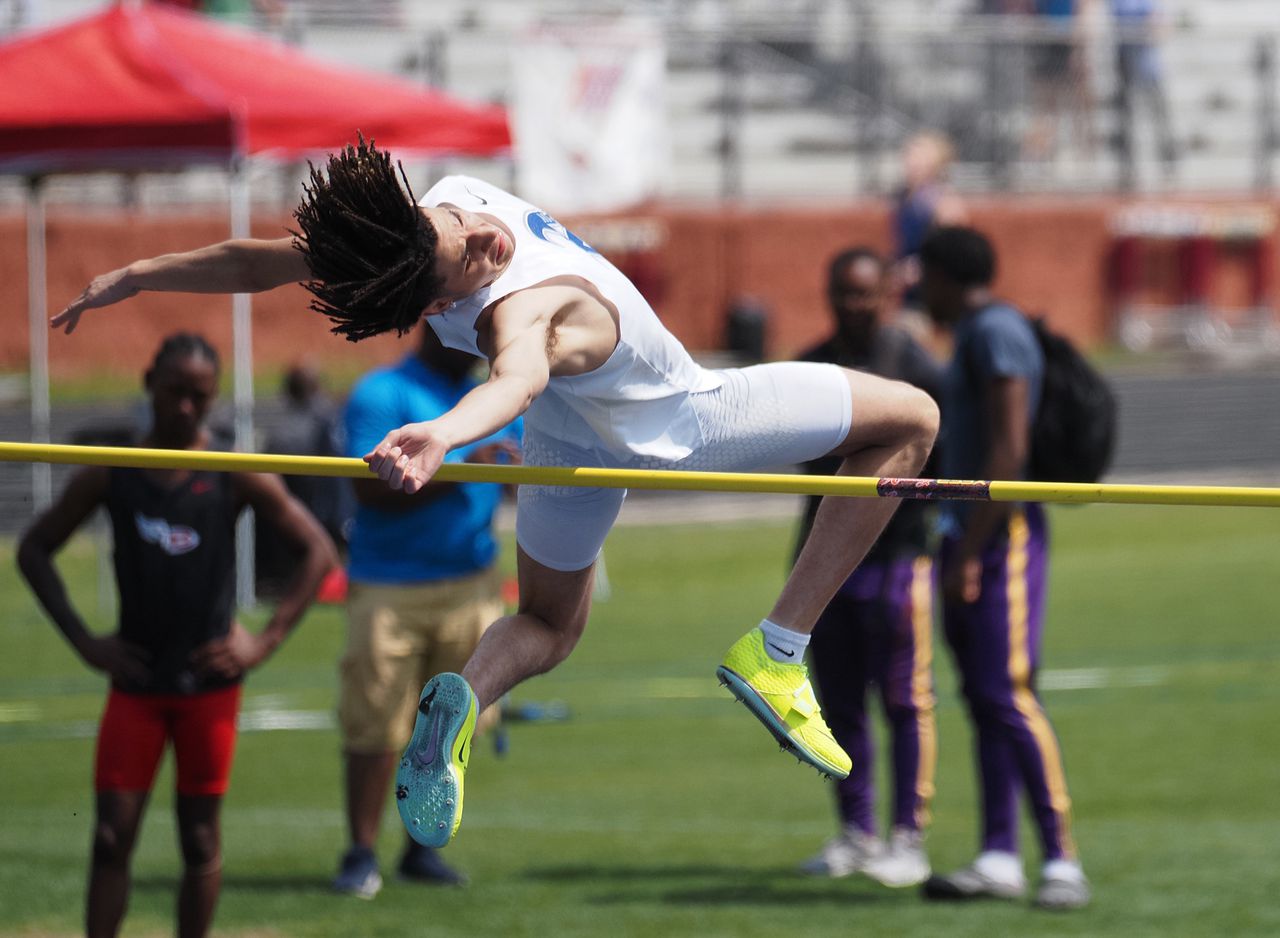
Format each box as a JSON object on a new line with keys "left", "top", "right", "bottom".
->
{"left": 767, "top": 642, "right": 796, "bottom": 659}
{"left": 457, "top": 728, "right": 471, "bottom": 767}
{"left": 416, "top": 716, "right": 443, "bottom": 768}
{"left": 464, "top": 185, "right": 488, "bottom": 205}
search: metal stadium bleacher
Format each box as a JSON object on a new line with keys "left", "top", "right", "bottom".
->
{"left": 2, "top": 0, "right": 1277, "bottom": 205}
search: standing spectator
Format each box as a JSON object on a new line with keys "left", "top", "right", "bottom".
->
{"left": 796, "top": 248, "right": 943, "bottom": 888}
{"left": 16, "top": 332, "right": 336, "bottom": 938}
{"left": 1024, "top": 0, "right": 1099, "bottom": 161}
{"left": 1111, "top": 0, "right": 1177, "bottom": 186}
{"left": 916, "top": 228, "right": 1089, "bottom": 910}
{"left": 260, "top": 361, "right": 354, "bottom": 593}
{"left": 891, "top": 130, "right": 967, "bottom": 326}
{"left": 332, "top": 324, "right": 521, "bottom": 898}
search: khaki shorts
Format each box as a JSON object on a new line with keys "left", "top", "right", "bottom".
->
{"left": 339, "top": 568, "right": 503, "bottom": 753}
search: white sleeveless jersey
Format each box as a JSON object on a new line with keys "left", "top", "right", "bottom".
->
{"left": 420, "top": 175, "right": 723, "bottom": 461}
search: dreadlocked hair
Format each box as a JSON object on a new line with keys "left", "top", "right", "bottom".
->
{"left": 291, "top": 138, "right": 444, "bottom": 342}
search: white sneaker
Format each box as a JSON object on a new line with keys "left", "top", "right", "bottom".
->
{"left": 1036, "top": 859, "right": 1091, "bottom": 910}
{"left": 799, "top": 828, "right": 883, "bottom": 878}
{"left": 922, "top": 850, "right": 1027, "bottom": 901}
{"left": 863, "top": 826, "right": 931, "bottom": 888}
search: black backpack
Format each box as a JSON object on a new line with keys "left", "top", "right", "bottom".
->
{"left": 1027, "top": 316, "right": 1118, "bottom": 484}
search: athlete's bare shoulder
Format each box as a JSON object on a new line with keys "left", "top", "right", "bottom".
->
{"left": 480, "top": 277, "right": 619, "bottom": 377}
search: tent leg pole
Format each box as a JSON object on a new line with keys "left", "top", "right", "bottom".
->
{"left": 231, "top": 160, "right": 257, "bottom": 610}
{"left": 27, "top": 176, "right": 51, "bottom": 515}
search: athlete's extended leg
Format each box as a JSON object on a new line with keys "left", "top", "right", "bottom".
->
{"left": 774, "top": 370, "right": 938, "bottom": 632}
{"left": 397, "top": 548, "right": 596, "bottom": 847}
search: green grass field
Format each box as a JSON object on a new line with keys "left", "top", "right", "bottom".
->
{"left": 2, "top": 504, "right": 1278, "bottom": 937}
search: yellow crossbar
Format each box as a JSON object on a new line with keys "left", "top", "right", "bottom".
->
{"left": 1, "top": 441, "right": 1278, "bottom": 508}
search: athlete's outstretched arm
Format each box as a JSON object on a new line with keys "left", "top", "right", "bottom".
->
{"left": 365, "top": 297, "right": 552, "bottom": 494}
{"left": 52, "top": 237, "right": 310, "bottom": 334}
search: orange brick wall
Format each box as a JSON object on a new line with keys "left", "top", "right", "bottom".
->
{"left": 2, "top": 195, "right": 1275, "bottom": 382}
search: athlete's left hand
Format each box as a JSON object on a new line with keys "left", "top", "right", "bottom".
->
{"left": 364, "top": 421, "right": 449, "bottom": 494}
{"left": 51, "top": 267, "right": 140, "bottom": 334}
{"left": 191, "top": 622, "right": 269, "bottom": 680}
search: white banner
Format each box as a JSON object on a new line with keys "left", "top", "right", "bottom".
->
{"left": 511, "top": 20, "right": 667, "bottom": 214}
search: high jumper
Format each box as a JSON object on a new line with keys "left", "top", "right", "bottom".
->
{"left": 53, "top": 139, "right": 939, "bottom": 848}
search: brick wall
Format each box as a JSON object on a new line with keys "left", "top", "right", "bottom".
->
{"left": 2, "top": 195, "right": 1275, "bottom": 381}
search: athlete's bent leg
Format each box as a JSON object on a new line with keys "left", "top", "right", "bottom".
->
{"left": 461, "top": 547, "right": 596, "bottom": 710}
{"left": 772, "top": 369, "right": 938, "bottom": 633}
{"left": 397, "top": 549, "right": 596, "bottom": 847}
{"left": 720, "top": 369, "right": 936, "bottom": 779}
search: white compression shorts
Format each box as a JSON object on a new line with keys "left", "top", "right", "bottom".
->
{"left": 516, "top": 361, "right": 853, "bottom": 572}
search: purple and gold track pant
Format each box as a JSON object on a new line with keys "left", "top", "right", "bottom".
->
{"left": 809, "top": 555, "right": 938, "bottom": 835}
{"left": 941, "top": 503, "right": 1077, "bottom": 861}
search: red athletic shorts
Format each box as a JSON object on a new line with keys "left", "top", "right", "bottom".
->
{"left": 94, "top": 684, "right": 242, "bottom": 796}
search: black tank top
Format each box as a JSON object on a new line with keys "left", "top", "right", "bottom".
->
{"left": 106, "top": 467, "right": 238, "bottom": 694}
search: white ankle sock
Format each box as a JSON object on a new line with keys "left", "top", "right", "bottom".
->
{"left": 759, "top": 619, "right": 810, "bottom": 663}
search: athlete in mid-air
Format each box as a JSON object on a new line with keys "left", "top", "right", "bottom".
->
{"left": 53, "top": 140, "right": 938, "bottom": 849}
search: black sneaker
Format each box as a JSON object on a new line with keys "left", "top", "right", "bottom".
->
{"left": 398, "top": 841, "right": 467, "bottom": 886}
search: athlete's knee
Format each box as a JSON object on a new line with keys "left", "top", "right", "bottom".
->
{"left": 840, "top": 374, "right": 939, "bottom": 462}
{"left": 91, "top": 820, "right": 136, "bottom": 870}
{"left": 535, "top": 610, "right": 588, "bottom": 670}
{"left": 178, "top": 819, "right": 221, "bottom": 872}
{"left": 900, "top": 386, "right": 940, "bottom": 454}
{"left": 914, "top": 390, "right": 940, "bottom": 446}
{"left": 872, "top": 385, "right": 937, "bottom": 475}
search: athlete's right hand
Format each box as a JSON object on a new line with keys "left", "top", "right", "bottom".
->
{"left": 364, "top": 421, "right": 450, "bottom": 495}
{"left": 77, "top": 633, "right": 150, "bottom": 684}
{"left": 51, "top": 267, "right": 140, "bottom": 334}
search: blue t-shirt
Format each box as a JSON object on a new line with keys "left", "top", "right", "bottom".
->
{"left": 939, "top": 302, "right": 1043, "bottom": 530}
{"left": 344, "top": 355, "right": 521, "bottom": 584}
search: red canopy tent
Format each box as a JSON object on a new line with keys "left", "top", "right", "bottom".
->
{"left": 0, "top": 0, "right": 511, "bottom": 599}
{"left": 0, "top": 1, "right": 510, "bottom": 171}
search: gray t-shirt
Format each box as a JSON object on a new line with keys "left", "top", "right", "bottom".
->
{"left": 939, "top": 302, "right": 1043, "bottom": 529}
